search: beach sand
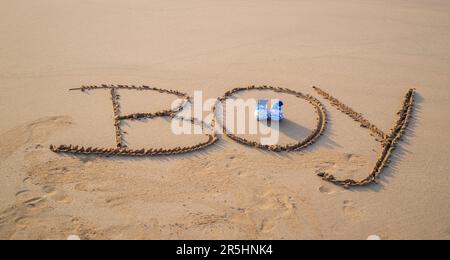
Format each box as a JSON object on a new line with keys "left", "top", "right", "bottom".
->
{"left": 0, "top": 0, "right": 449, "bottom": 239}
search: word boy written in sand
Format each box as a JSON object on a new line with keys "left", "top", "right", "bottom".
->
{"left": 51, "top": 84, "right": 415, "bottom": 188}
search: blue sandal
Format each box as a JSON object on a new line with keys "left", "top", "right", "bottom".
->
{"left": 255, "top": 99, "right": 269, "bottom": 121}
{"left": 270, "top": 100, "right": 284, "bottom": 121}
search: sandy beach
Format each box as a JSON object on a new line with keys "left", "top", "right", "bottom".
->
{"left": 0, "top": 0, "right": 449, "bottom": 240}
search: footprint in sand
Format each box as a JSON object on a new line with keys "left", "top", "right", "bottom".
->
{"left": 74, "top": 183, "right": 88, "bottom": 192}
{"left": 0, "top": 215, "right": 7, "bottom": 226}
{"left": 244, "top": 189, "right": 301, "bottom": 237}
{"left": 0, "top": 207, "right": 17, "bottom": 226}
{"left": 342, "top": 200, "right": 365, "bottom": 220}
{"left": 23, "top": 197, "right": 45, "bottom": 205}
{"left": 0, "top": 116, "right": 73, "bottom": 161}
{"left": 49, "top": 190, "right": 72, "bottom": 204}
{"left": 15, "top": 190, "right": 30, "bottom": 197}
{"left": 318, "top": 184, "right": 337, "bottom": 194}
{"left": 22, "top": 177, "right": 32, "bottom": 185}
{"left": 16, "top": 186, "right": 71, "bottom": 205}
{"left": 15, "top": 190, "right": 45, "bottom": 206}
{"left": 259, "top": 218, "right": 275, "bottom": 233}
{"left": 42, "top": 186, "right": 56, "bottom": 194}
{"left": 104, "top": 196, "right": 126, "bottom": 207}
{"left": 14, "top": 216, "right": 31, "bottom": 228}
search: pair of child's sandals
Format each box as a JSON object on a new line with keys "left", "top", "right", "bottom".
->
{"left": 255, "top": 99, "right": 284, "bottom": 121}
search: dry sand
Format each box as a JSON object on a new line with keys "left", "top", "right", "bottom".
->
{"left": 1, "top": 0, "right": 449, "bottom": 240}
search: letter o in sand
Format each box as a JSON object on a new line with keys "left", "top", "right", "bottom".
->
{"left": 213, "top": 85, "right": 327, "bottom": 152}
